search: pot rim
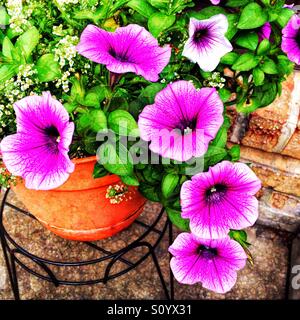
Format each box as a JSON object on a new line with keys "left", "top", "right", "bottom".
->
{"left": 72, "top": 155, "right": 97, "bottom": 165}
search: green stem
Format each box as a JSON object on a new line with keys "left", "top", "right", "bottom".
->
{"left": 103, "top": 98, "right": 112, "bottom": 113}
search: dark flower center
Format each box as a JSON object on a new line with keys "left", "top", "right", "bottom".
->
{"left": 296, "top": 30, "right": 300, "bottom": 47}
{"left": 193, "top": 28, "right": 209, "bottom": 43}
{"left": 109, "top": 47, "right": 130, "bottom": 63}
{"left": 179, "top": 118, "right": 197, "bottom": 135}
{"left": 44, "top": 125, "right": 60, "bottom": 152}
{"left": 205, "top": 183, "right": 227, "bottom": 203}
{"left": 197, "top": 245, "right": 218, "bottom": 259}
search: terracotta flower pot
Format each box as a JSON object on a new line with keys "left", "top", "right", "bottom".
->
{"left": 11, "top": 156, "right": 146, "bottom": 241}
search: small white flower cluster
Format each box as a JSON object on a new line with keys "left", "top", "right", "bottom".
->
{"left": 53, "top": 35, "right": 79, "bottom": 92}
{"left": 56, "top": 0, "right": 79, "bottom": 6}
{"left": 80, "top": 0, "right": 99, "bottom": 10}
{"left": 0, "top": 103, "right": 14, "bottom": 130}
{"left": 53, "top": 24, "right": 65, "bottom": 37}
{"left": 56, "top": 71, "right": 71, "bottom": 93}
{"left": 0, "top": 64, "right": 37, "bottom": 104}
{"left": 205, "top": 72, "right": 226, "bottom": 89}
{"left": 6, "top": 0, "right": 32, "bottom": 33}
{"left": 54, "top": 35, "right": 79, "bottom": 68}
{"left": 16, "top": 64, "right": 37, "bottom": 91}
{"left": 82, "top": 63, "right": 91, "bottom": 74}
{"left": 105, "top": 183, "right": 133, "bottom": 204}
{"left": 0, "top": 78, "right": 22, "bottom": 104}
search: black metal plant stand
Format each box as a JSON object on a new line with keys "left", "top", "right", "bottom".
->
{"left": 0, "top": 189, "right": 174, "bottom": 300}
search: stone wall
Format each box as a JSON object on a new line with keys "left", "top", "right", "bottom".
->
{"left": 227, "top": 71, "right": 300, "bottom": 233}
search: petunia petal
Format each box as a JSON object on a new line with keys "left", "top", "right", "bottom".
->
{"left": 138, "top": 81, "right": 223, "bottom": 161}
{"left": 77, "top": 24, "right": 171, "bottom": 82}
{"left": 282, "top": 15, "right": 300, "bottom": 65}
{"left": 1, "top": 133, "right": 74, "bottom": 190}
{"left": 1, "top": 92, "right": 75, "bottom": 190}
{"left": 180, "top": 161, "right": 261, "bottom": 239}
{"left": 183, "top": 15, "right": 233, "bottom": 72}
{"left": 76, "top": 24, "right": 114, "bottom": 65}
{"left": 169, "top": 234, "right": 247, "bottom": 293}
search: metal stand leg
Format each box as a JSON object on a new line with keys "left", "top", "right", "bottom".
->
{"left": 151, "top": 250, "right": 170, "bottom": 300}
{"left": 0, "top": 234, "right": 20, "bottom": 300}
{"left": 168, "top": 220, "right": 174, "bottom": 300}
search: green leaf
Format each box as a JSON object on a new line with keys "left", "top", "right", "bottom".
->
{"left": 35, "top": 54, "right": 61, "bottom": 82}
{"left": 253, "top": 67, "right": 265, "bottom": 86}
{"left": 82, "top": 84, "right": 110, "bottom": 107}
{"left": 93, "top": 162, "right": 108, "bottom": 178}
{"left": 226, "top": 0, "right": 250, "bottom": 7}
{"left": 218, "top": 88, "right": 232, "bottom": 103}
{"left": 120, "top": 174, "right": 140, "bottom": 186}
{"left": 204, "top": 145, "right": 227, "bottom": 168}
{"left": 260, "top": 58, "right": 278, "bottom": 75}
{"left": 190, "top": 6, "right": 226, "bottom": 20}
{"left": 237, "top": 82, "right": 278, "bottom": 112}
{"left": 229, "top": 230, "right": 248, "bottom": 245}
{"left": 228, "top": 145, "right": 240, "bottom": 162}
{"left": 0, "top": 64, "right": 18, "bottom": 82}
{"left": 226, "top": 13, "right": 239, "bottom": 40}
{"left": 127, "top": 0, "right": 157, "bottom": 18}
{"left": 148, "top": 12, "right": 176, "bottom": 38}
{"left": 78, "top": 110, "right": 107, "bottom": 133}
{"left": 99, "top": 143, "right": 134, "bottom": 176}
{"left": 236, "top": 32, "right": 258, "bottom": 51}
{"left": 211, "top": 121, "right": 229, "bottom": 148}
{"left": 220, "top": 52, "right": 239, "bottom": 65}
{"left": 64, "top": 102, "right": 78, "bottom": 113}
{"left": 277, "top": 55, "right": 294, "bottom": 76}
{"left": 148, "top": 0, "right": 169, "bottom": 11}
{"left": 277, "top": 8, "right": 294, "bottom": 28}
{"left": 73, "top": 10, "right": 97, "bottom": 21}
{"left": 2, "top": 37, "right": 16, "bottom": 60}
{"left": 139, "top": 83, "right": 165, "bottom": 104}
{"left": 108, "top": 110, "right": 139, "bottom": 137}
{"left": 257, "top": 39, "right": 271, "bottom": 56}
{"left": 0, "top": 7, "right": 10, "bottom": 26}
{"left": 15, "top": 26, "right": 39, "bottom": 59}
{"left": 236, "top": 97, "right": 260, "bottom": 113}
{"left": 169, "top": 0, "right": 194, "bottom": 13}
{"left": 166, "top": 207, "right": 190, "bottom": 232}
{"left": 148, "top": 0, "right": 194, "bottom": 13}
{"left": 237, "top": 3, "right": 268, "bottom": 29}
{"left": 232, "top": 53, "right": 260, "bottom": 71}
{"left": 139, "top": 182, "right": 160, "bottom": 202}
{"left": 142, "top": 165, "right": 162, "bottom": 185}
{"left": 161, "top": 173, "right": 179, "bottom": 198}
{"left": 252, "top": 82, "right": 278, "bottom": 108}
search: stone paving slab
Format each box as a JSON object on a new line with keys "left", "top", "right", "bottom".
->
{"left": 0, "top": 191, "right": 293, "bottom": 300}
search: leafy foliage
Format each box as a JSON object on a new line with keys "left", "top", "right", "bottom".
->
{"left": 0, "top": 0, "right": 294, "bottom": 237}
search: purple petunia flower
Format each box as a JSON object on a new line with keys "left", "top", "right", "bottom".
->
{"left": 182, "top": 15, "right": 233, "bottom": 72}
{"left": 76, "top": 24, "right": 171, "bottom": 82}
{"left": 138, "top": 80, "right": 223, "bottom": 162}
{"left": 169, "top": 233, "right": 247, "bottom": 293}
{"left": 258, "top": 22, "right": 272, "bottom": 42}
{"left": 282, "top": 15, "right": 300, "bottom": 65}
{"left": 0, "top": 92, "right": 75, "bottom": 190}
{"left": 210, "top": 0, "right": 221, "bottom": 4}
{"left": 181, "top": 161, "right": 261, "bottom": 239}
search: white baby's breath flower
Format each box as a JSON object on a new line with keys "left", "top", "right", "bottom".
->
{"left": 6, "top": 0, "right": 32, "bottom": 33}
{"left": 54, "top": 35, "right": 78, "bottom": 68}
{"left": 56, "top": 0, "right": 79, "bottom": 6}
